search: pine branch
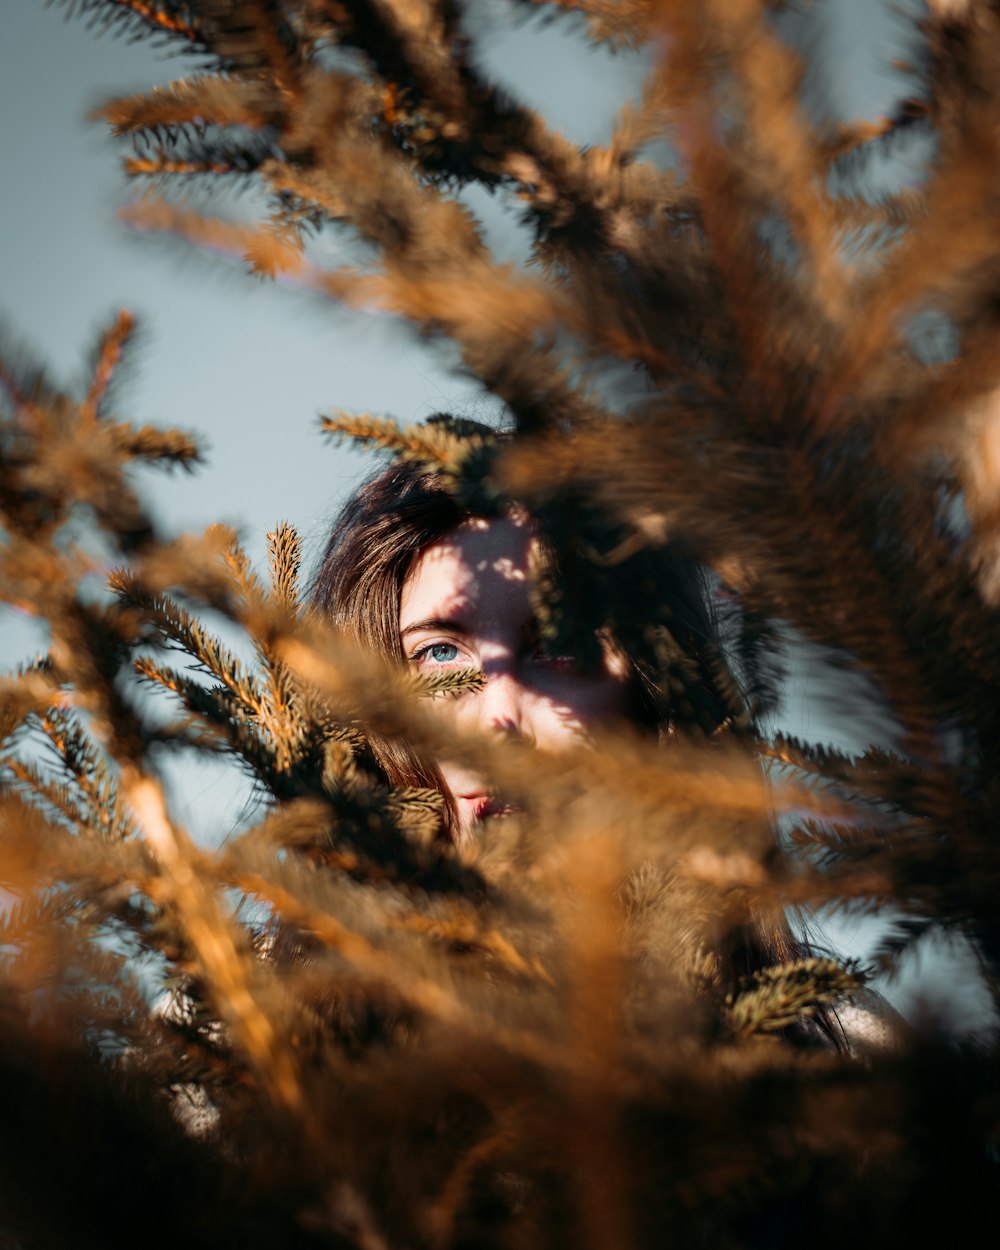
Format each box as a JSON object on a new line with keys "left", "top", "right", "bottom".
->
{"left": 132, "top": 656, "right": 274, "bottom": 773}
{"left": 104, "top": 420, "right": 201, "bottom": 471}
{"left": 112, "top": 570, "right": 265, "bottom": 717}
{"left": 507, "top": 1, "right": 655, "bottom": 48}
{"left": 96, "top": 75, "right": 275, "bottom": 135}
{"left": 266, "top": 522, "right": 300, "bottom": 613}
{"left": 727, "top": 958, "right": 863, "bottom": 1038}
{"left": 0, "top": 662, "right": 59, "bottom": 742}
{"left": 55, "top": 0, "right": 206, "bottom": 48}
{"left": 80, "top": 309, "right": 136, "bottom": 425}
{"left": 3, "top": 757, "right": 91, "bottom": 835}
{"left": 410, "top": 666, "right": 486, "bottom": 699}
{"left": 122, "top": 767, "right": 311, "bottom": 1123}
{"left": 320, "top": 411, "right": 487, "bottom": 473}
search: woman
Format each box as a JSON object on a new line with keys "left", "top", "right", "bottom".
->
{"left": 312, "top": 428, "right": 860, "bottom": 1048}
{"left": 313, "top": 439, "right": 731, "bottom": 838}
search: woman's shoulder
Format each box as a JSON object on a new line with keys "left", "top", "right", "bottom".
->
{"left": 833, "top": 986, "right": 909, "bottom": 1059}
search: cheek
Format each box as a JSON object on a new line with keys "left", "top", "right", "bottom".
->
{"left": 436, "top": 757, "right": 472, "bottom": 795}
{"left": 422, "top": 704, "right": 484, "bottom": 790}
{"left": 424, "top": 692, "right": 476, "bottom": 738}
{"left": 529, "top": 674, "right": 633, "bottom": 750}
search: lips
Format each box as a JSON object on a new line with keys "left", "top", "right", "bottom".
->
{"left": 461, "top": 793, "right": 516, "bottom": 821}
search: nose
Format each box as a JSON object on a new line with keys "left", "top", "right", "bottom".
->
{"left": 478, "top": 671, "right": 535, "bottom": 745}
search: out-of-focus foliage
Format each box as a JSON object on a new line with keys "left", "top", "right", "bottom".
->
{"left": 2, "top": 0, "right": 999, "bottom": 1245}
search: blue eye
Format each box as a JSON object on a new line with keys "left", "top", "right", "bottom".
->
{"left": 416, "top": 642, "right": 460, "bottom": 664}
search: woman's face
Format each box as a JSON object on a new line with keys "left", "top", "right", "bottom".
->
{"left": 399, "top": 515, "right": 633, "bottom": 841}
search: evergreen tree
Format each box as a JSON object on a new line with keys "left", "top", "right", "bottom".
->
{"left": 2, "top": 1, "right": 999, "bottom": 1245}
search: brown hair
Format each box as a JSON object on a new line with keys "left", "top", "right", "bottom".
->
{"left": 312, "top": 457, "right": 468, "bottom": 809}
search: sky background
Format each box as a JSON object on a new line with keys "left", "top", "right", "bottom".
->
{"left": 3, "top": 0, "right": 991, "bottom": 1028}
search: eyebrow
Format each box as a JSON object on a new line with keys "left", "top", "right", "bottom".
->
{"left": 399, "top": 616, "right": 470, "bottom": 639}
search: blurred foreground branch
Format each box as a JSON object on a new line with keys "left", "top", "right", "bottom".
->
{"left": 2, "top": 1, "right": 1000, "bottom": 1245}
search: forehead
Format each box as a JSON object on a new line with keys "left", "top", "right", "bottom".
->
{"left": 399, "top": 516, "right": 537, "bottom": 624}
